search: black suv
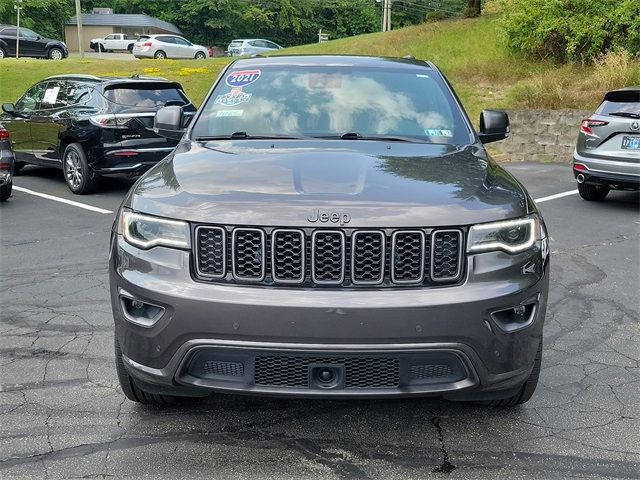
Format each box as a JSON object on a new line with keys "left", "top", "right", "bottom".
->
{"left": 0, "top": 75, "right": 196, "bottom": 193}
{"left": 0, "top": 25, "right": 68, "bottom": 59}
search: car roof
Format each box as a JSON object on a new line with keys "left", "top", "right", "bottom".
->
{"left": 230, "top": 54, "right": 434, "bottom": 70}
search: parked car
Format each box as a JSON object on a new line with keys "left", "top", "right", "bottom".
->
{"left": 110, "top": 55, "right": 549, "bottom": 407}
{"left": 90, "top": 33, "right": 136, "bottom": 53}
{"left": 226, "top": 38, "right": 282, "bottom": 56}
{"left": 0, "top": 25, "right": 68, "bottom": 60}
{"left": 132, "top": 35, "right": 208, "bottom": 59}
{"left": 0, "top": 124, "right": 14, "bottom": 201}
{"left": 0, "top": 74, "right": 196, "bottom": 194}
{"left": 573, "top": 86, "right": 640, "bottom": 201}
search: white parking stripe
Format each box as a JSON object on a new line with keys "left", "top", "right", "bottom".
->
{"left": 534, "top": 189, "right": 579, "bottom": 203}
{"left": 13, "top": 186, "right": 114, "bottom": 215}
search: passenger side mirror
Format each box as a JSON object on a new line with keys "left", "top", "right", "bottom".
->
{"left": 154, "top": 106, "right": 184, "bottom": 140}
{"left": 479, "top": 109, "right": 509, "bottom": 144}
{"left": 2, "top": 103, "right": 15, "bottom": 115}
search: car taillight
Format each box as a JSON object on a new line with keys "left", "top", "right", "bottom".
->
{"left": 0, "top": 128, "right": 9, "bottom": 140}
{"left": 580, "top": 118, "right": 608, "bottom": 135}
{"left": 573, "top": 163, "right": 587, "bottom": 171}
{"left": 89, "top": 114, "right": 131, "bottom": 129}
{"left": 143, "top": 41, "right": 152, "bottom": 47}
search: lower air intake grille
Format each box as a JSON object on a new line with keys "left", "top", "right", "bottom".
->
{"left": 410, "top": 364, "right": 453, "bottom": 379}
{"left": 202, "top": 360, "right": 244, "bottom": 377}
{"left": 254, "top": 355, "right": 400, "bottom": 388}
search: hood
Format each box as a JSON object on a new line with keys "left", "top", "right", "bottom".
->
{"left": 129, "top": 140, "right": 528, "bottom": 228}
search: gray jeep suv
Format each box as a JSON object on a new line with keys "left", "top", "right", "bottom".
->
{"left": 110, "top": 55, "right": 549, "bottom": 407}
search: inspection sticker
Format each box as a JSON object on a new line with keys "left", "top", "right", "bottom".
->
{"left": 214, "top": 88, "right": 252, "bottom": 107}
{"left": 424, "top": 128, "right": 453, "bottom": 137}
{"left": 216, "top": 109, "right": 244, "bottom": 117}
{"left": 225, "top": 69, "right": 261, "bottom": 88}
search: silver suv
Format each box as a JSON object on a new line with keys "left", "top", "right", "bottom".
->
{"left": 132, "top": 34, "right": 208, "bottom": 60}
{"left": 226, "top": 38, "right": 282, "bottom": 56}
{"left": 110, "top": 55, "right": 549, "bottom": 407}
{"left": 573, "top": 87, "right": 640, "bottom": 200}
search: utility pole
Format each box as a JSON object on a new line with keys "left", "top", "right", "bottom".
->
{"left": 14, "top": 0, "right": 23, "bottom": 59}
{"left": 74, "top": 0, "right": 84, "bottom": 58}
{"left": 382, "top": 0, "right": 392, "bottom": 32}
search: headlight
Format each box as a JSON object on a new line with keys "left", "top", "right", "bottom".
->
{"left": 467, "top": 216, "right": 542, "bottom": 254}
{"left": 119, "top": 209, "right": 190, "bottom": 250}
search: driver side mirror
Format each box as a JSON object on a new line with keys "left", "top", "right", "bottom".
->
{"left": 154, "top": 106, "right": 184, "bottom": 140}
{"left": 479, "top": 109, "right": 509, "bottom": 144}
{"left": 2, "top": 103, "right": 15, "bottom": 115}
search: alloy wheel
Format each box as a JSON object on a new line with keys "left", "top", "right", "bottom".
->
{"left": 50, "top": 48, "right": 63, "bottom": 60}
{"left": 65, "top": 150, "right": 82, "bottom": 189}
{"left": 0, "top": 48, "right": 5, "bottom": 59}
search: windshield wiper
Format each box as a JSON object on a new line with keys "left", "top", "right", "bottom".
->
{"left": 609, "top": 111, "right": 640, "bottom": 119}
{"left": 195, "top": 132, "right": 310, "bottom": 141}
{"left": 317, "top": 132, "right": 430, "bottom": 143}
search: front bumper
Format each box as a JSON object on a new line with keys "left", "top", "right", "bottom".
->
{"left": 110, "top": 232, "right": 549, "bottom": 399}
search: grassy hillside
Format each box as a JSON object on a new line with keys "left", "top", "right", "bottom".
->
{"left": 1, "top": 15, "right": 637, "bottom": 122}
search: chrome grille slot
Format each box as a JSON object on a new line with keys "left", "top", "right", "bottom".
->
{"left": 391, "top": 230, "right": 425, "bottom": 284}
{"left": 196, "top": 226, "right": 226, "bottom": 278}
{"left": 351, "top": 231, "right": 385, "bottom": 285}
{"left": 272, "top": 229, "right": 305, "bottom": 283}
{"left": 432, "top": 230, "right": 462, "bottom": 281}
{"left": 311, "top": 230, "right": 345, "bottom": 284}
{"left": 232, "top": 228, "right": 265, "bottom": 281}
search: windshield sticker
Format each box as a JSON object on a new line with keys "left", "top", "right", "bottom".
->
{"left": 42, "top": 86, "right": 60, "bottom": 105}
{"left": 215, "top": 109, "right": 244, "bottom": 117}
{"left": 424, "top": 128, "right": 453, "bottom": 137}
{"left": 225, "top": 69, "right": 261, "bottom": 88}
{"left": 214, "top": 88, "right": 252, "bottom": 107}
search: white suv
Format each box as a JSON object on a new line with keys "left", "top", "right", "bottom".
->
{"left": 132, "top": 35, "right": 208, "bottom": 60}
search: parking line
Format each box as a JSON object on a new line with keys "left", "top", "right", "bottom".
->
{"left": 13, "top": 186, "right": 114, "bottom": 215}
{"left": 534, "top": 189, "right": 579, "bottom": 203}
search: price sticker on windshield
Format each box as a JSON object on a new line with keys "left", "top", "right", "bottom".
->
{"left": 225, "top": 69, "right": 261, "bottom": 88}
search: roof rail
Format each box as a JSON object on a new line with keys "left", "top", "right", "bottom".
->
{"left": 45, "top": 74, "right": 102, "bottom": 81}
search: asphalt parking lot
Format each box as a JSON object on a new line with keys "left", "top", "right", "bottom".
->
{"left": 1, "top": 162, "right": 638, "bottom": 479}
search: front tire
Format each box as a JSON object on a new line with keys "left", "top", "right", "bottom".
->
{"left": 0, "top": 180, "right": 11, "bottom": 201}
{"left": 63, "top": 143, "right": 98, "bottom": 194}
{"left": 578, "top": 182, "right": 609, "bottom": 201}
{"left": 48, "top": 47, "right": 64, "bottom": 60}
{"left": 0, "top": 47, "right": 6, "bottom": 59}
{"left": 115, "top": 338, "right": 179, "bottom": 406}
{"left": 195, "top": 51, "right": 206, "bottom": 59}
{"left": 12, "top": 162, "right": 24, "bottom": 176}
{"left": 154, "top": 50, "right": 167, "bottom": 59}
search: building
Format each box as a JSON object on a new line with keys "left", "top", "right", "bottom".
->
{"left": 65, "top": 8, "right": 181, "bottom": 52}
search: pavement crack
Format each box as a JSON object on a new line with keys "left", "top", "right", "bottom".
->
{"left": 429, "top": 411, "right": 456, "bottom": 474}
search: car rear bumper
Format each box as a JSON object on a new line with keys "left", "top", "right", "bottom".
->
{"left": 110, "top": 234, "right": 550, "bottom": 399}
{"left": 0, "top": 148, "right": 15, "bottom": 186}
{"left": 92, "top": 147, "right": 174, "bottom": 177}
{"left": 573, "top": 149, "right": 640, "bottom": 186}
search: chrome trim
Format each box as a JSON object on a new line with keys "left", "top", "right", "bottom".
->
{"left": 98, "top": 163, "right": 143, "bottom": 172}
{"left": 195, "top": 226, "right": 227, "bottom": 279}
{"left": 311, "top": 230, "right": 345, "bottom": 285}
{"left": 431, "top": 229, "right": 463, "bottom": 282}
{"left": 232, "top": 227, "right": 266, "bottom": 282}
{"left": 271, "top": 228, "right": 305, "bottom": 284}
{"left": 110, "top": 147, "right": 175, "bottom": 154}
{"left": 390, "top": 230, "right": 425, "bottom": 284}
{"left": 351, "top": 230, "right": 385, "bottom": 285}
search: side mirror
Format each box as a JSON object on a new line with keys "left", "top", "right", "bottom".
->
{"left": 479, "top": 109, "right": 509, "bottom": 144}
{"left": 154, "top": 106, "right": 184, "bottom": 140}
{"left": 2, "top": 103, "right": 15, "bottom": 115}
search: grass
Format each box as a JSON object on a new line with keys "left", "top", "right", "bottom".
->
{"left": 1, "top": 15, "right": 638, "bottom": 121}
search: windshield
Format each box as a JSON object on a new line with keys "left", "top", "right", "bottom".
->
{"left": 191, "top": 65, "right": 471, "bottom": 144}
{"left": 229, "top": 41, "right": 243, "bottom": 47}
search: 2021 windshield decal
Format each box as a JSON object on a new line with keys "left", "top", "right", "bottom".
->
{"left": 225, "top": 69, "right": 261, "bottom": 88}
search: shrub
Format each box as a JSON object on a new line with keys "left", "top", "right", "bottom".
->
{"left": 425, "top": 11, "right": 445, "bottom": 22}
{"left": 500, "top": 0, "right": 640, "bottom": 62}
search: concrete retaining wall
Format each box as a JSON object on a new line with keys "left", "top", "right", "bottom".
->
{"left": 495, "top": 109, "right": 591, "bottom": 162}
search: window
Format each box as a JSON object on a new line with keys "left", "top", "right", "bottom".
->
{"left": 174, "top": 37, "right": 191, "bottom": 46}
{"left": 105, "top": 34, "right": 116, "bottom": 40}
{"left": 19, "top": 28, "right": 39, "bottom": 40}
{"left": 66, "top": 82, "right": 96, "bottom": 106}
{"left": 264, "top": 41, "right": 279, "bottom": 49}
{"left": 156, "top": 36, "right": 175, "bottom": 44}
{"left": 1, "top": 28, "right": 17, "bottom": 37}
{"left": 15, "top": 82, "right": 48, "bottom": 112}
{"left": 104, "top": 83, "right": 191, "bottom": 109}
{"left": 193, "top": 65, "right": 471, "bottom": 145}
{"left": 40, "top": 81, "right": 70, "bottom": 110}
